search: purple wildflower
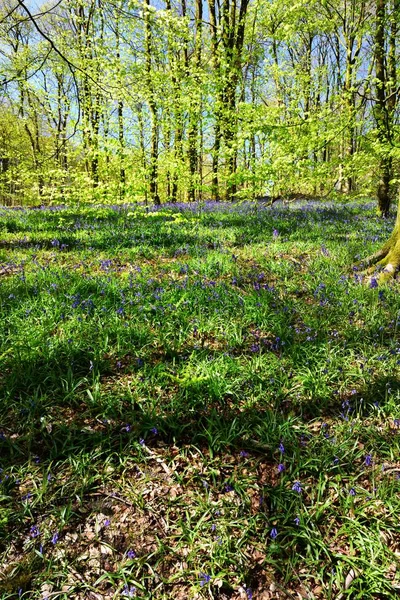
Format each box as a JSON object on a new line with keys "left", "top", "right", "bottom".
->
{"left": 369, "top": 277, "right": 378, "bottom": 289}
{"left": 30, "top": 525, "right": 40, "bottom": 538}
{"left": 127, "top": 549, "right": 136, "bottom": 559}
{"left": 292, "top": 481, "right": 302, "bottom": 494}
{"left": 277, "top": 463, "right": 285, "bottom": 473}
{"left": 365, "top": 454, "right": 373, "bottom": 467}
{"left": 278, "top": 442, "right": 285, "bottom": 454}
{"left": 51, "top": 532, "right": 59, "bottom": 545}
{"left": 270, "top": 527, "right": 278, "bottom": 540}
{"left": 199, "top": 573, "right": 211, "bottom": 587}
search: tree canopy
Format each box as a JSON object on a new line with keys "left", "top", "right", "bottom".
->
{"left": 1, "top": 0, "right": 400, "bottom": 209}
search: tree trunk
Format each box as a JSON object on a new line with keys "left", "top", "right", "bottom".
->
{"left": 375, "top": 0, "right": 391, "bottom": 217}
{"left": 187, "top": 0, "right": 202, "bottom": 202}
{"left": 116, "top": 10, "right": 126, "bottom": 196}
{"left": 166, "top": 0, "right": 181, "bottom": 203}
{"left": 144, "top": 0, "right": 160, "bottom": 205}
{"left": 208, "top": 0, "right": 221, "bottom": 201}
{"left": 359, "top": 199, "right": 400, "bottom": 282}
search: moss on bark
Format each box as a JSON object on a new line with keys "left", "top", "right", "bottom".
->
{"left": 357, "top": 202, "right": 400, "bottom": 283}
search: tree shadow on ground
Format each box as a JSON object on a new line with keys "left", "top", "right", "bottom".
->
{"left": 1, "top": 202, "right": 400, "bottom": 598}
{"left": 1, "top": 202, "right": 394, "bottom": 258}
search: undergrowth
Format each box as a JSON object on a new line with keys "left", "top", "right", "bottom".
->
{"left": 0, "top": 199, "right": 400, "bottom": 599}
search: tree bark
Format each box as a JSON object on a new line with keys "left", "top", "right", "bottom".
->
{"left": 115, "top": 9, "right": 126, "bottom": 196}
{"left": 359, "top": 200, "right": 400, "bottom": 282}
{"left": 144, "top": 0, "right": 160, "bottom": 205}
{"left": 375, "top": 0, "right": 391, "bottom": 217}
{"left": 208, "top": 0, "right": 221, "bottom": 201}
{"left": 187, "top": 0, "right": 202, "bottom": 202}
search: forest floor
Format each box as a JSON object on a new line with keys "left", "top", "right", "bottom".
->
{"left": 1, "top": 199, "right": 400, "bottom": 599}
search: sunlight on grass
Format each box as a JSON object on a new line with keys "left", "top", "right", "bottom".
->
{"left": 1, "top": 200, "right": 400, "bottom": 599}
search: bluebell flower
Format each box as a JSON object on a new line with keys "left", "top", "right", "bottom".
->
{"left": 294, "top": 516, "right": 300, "bottom": 526}
{"left": 122, "top": 584, "right": 136, "bottom": 597}
{"left": 365, "top": 454, "right": 373, "bottom": 467}
{"left": 278, "top": 442, "right": 285, "bottom": 454}
{"left": 292, "top": 481, "right": 302, "bottom": 494}
{"left": 51, "top": 532, "right": 59, "bottom": 545}
{"left": 270, "top": 527, "right": 278, "bottom": 539}
{"left": 30, "top": 525, "right": 40, "bottom": 538}
{"left": 199, "top": 573, "right": 211, "bottom": 587}
{"left": 127, "top": 549, "right": 136, "bottom": 559}
{"left": 277, "top": 463, "right": 285, "bottom": 473}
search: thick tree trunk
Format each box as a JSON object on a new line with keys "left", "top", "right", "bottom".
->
{"left": 359, "top": 200, "right": 400, "bottom": 282}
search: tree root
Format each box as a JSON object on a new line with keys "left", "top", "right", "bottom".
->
{"left": 355, "top": 247, "right": 389, "bottom": 271}
{"left": 354, "top": 238, "right": 400, "bottom": 284}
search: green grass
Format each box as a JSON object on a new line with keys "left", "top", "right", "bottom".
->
{"left": 1, "top": 199, "right": 400, "bottom": 599}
